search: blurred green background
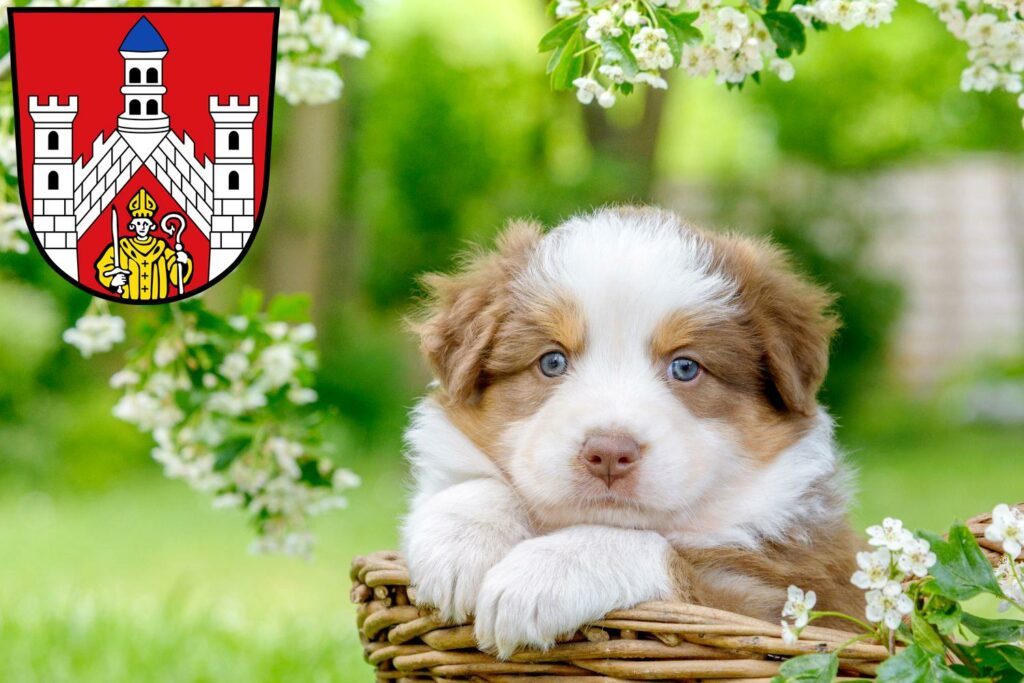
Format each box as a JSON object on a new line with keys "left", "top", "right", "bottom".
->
{"left": 2, "top": 0, "right": 1023, "bottom": 680}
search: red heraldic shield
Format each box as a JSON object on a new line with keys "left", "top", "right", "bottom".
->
{"left": 9, "top": 8, "right": 278, "bottom": 303}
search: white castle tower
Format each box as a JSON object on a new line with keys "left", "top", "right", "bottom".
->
{"left": 29, "top": 95, "right": 79, "bottom": 278}
{"left": 209, "top": 96, "right": 258, "bottom": 277}
{"left": 116, "top": 16, "right": 170, "bottom": 162}
{"left": 28, "top": 15, "right": 260, "bottom": 286}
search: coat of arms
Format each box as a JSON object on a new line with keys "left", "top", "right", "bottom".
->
{"left": 9, "top": 8, "right": 278, "bottom": 303}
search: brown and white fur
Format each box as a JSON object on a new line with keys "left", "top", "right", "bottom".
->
{"left": 401, "top": 207, "right": 864, "bottom": 658}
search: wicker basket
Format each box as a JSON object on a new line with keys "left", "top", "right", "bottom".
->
{"left": 351, "top": 506, "right": 1015, "bottom": 682}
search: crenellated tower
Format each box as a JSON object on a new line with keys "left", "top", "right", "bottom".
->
{"left": 29, "top": 95, "right": 79, "bottom": 278}
{"left": 208, "top": 95, "right": 258, "bottom": 278}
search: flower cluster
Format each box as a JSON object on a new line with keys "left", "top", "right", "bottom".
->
{"left": 920, "top": 0, "right": 1024, "bottom": 126}
{"left": 986, "top": 503, "right": 1024, "bottom": 611}
{"left": 62, "top": 312, "right": 126, "bottom": 357}
{"left": 276, "top": 0, "right": 369, "bottom": 105}
{"left": 781, "top": 516, "right": 935, "bottom": 643}
{"left": 543, "top": 0, "right": 893, "bottom": 108}
{"left": 64, "top": 295, "right": 360, "bottom": 559}
{"left": 775, "top": 508, "right": 1023, "bottom": 683}
{"left": 0, "top": 200, "right": 29, "bottom": 255}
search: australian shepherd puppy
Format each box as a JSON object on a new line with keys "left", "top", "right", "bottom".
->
{"left": 401, "top": 206, "right": 864, "bottom": 658}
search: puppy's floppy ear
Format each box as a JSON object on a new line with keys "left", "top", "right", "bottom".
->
{"left": 411, "top": 220, "right": 542, "bottom": 403}
{"left": 711, "top": 233, "right": 839, "bottom": 416}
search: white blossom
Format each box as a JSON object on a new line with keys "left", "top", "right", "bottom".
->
{"left": 599, "top": 64, "right": 627, "bottom": 83}
{"left": 782, "top": 585, "right": 816, "bottom": 628}
{"left": 714, "top": 7, "right": 750, "bottom": 51}
{"left": 897, "top": 537, "right": 937, "bottom": 578}
{"left": 865, "top": 580, "right": 913, "bottom": 629}
{"left": 682, "top": 43, "right": 717, "bottom": 77}
{"left": 556, "top": 0, "right": 582, "bottom": 18}
{"left": 851, "top": 547, "right": 892, "bottom": 589}
{"left": 770, "top": 57, "right": 796, "bottom": 81}
{"left": 276, "top": 59, "right": 344, "bottom": 106}
{"left": 332, "top": 468, "right": 361, "bottom": 489}
{"left": 623, "top": 9, "right": 644, "bottom": 26}
{"left": 63, "top": 314, "right": 126, "bottom": 357}
{"left": 994, "top": 556, "right": 1024, "bottom": 611}
{"left": 154, "top": 340, "right": 178, "bottom": 367}
{"left": 258, "top": 344, "right": 299, "bottom": 390}
{"left": 267, "top": 437, "right": 303, "bottom": 480}
{"left": 109, "top": 369, "right": 140, "bottom": 389}
{"left": 985, "top": 503, "right": 1024, "bottom": 559}
{"left": 287, "top": 385, "right": 318, "bottom": 405}
{"left": 867, "top": 517, "right": 914, "bottom": 551}
{"left": 781, "top": 620, "right": 799, "bottom": 644}
{"left": 220, "top": 352, "right": 250, "bottom": 382}
{"left": 573, "top": 77, "right": 606, "bottom": 105}
{"left": 290, "top": 323, "right": 316, "bottom": 344}
{"left": 0, "top": 202, "right": 29, "bottom": 254}
{"left": 634, "top": 72, "right": 669, "bottom": 89}
{"left": 585, "top": 9, "right": 623, "bottom": 42}
{"left": 631, "top": 26, "right": 674, "bottom": 70}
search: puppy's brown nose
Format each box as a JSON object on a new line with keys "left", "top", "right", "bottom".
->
{"left": 580, "top": 432, "right": 642, "bottom": 486}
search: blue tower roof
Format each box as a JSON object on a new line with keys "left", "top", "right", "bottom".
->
{"left": 120, "top": 17, "right": 167, "bottom": 53}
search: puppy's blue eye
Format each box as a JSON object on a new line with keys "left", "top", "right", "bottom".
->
{"left": 539, "top": 351, "right": 568, "bottom": 377}
{"left": 669, "top": 357, "right": 700, "bottom": 382}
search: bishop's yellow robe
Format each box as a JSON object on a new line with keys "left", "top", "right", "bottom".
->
{"left": 95, "top": 236, "right": 193, "bottom": 301}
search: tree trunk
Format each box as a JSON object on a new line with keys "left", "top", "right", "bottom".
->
{"left": 581, "top": 85, "right": 669, "bottom": 200}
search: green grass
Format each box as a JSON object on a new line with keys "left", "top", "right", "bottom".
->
{"left": 0, "top": 409, "right": 1021, "bottom": 682}
{"left": 0, "top": 458, "right": 404, "bottom": 683}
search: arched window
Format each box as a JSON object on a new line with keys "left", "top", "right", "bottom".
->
{"left": 228, "top": 171, "right": 240, "bottom": 191}
{"left": 129, "top": 99, "right": 141, "bottom": 115}
{"left": 47, "top": 131, "right": 59, "bottom": 150}
{"left": 47, "top": 170, "right": 59, "bottom": 190}
{"left": 228, "top": 131, "right": 240, "bottom": 151}
{"left": 146, "top": 100, "right": 158, "bottom": 116}
{"left": 129, "top": 67, "right": 141, "bottom": 83}
{"left": 146, "top": 67, "right": 158, "bottom": 84}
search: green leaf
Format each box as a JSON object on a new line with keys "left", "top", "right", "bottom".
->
{"left": 214, "top": 436, "right": 251, "bottom": 471}
{"left": 600, "top": 33, "right": 640, "bottom": 78}
{"left": 960, "top": 641, "right": 1024, "bottom": 680}
{"left": 550, "top": 32, "right": 585, "bottom": 91}
{"left": 920, "top": 524, "right": 1004, "bottom": 601}
{"left": 997, "top": 643, "right": 1024, "bottom": 674}
{"left": 925, "top": 600, "right": 963, "bottom": 637}
{"left": 912, "top": 611, "right": 946, "bottom": 656}
{"left": 238, "top": 288, "right": 264, "bottom": 317}
{"left": 961, "top": 613, "right": 1024, "bottom": 642}
{"left": 762, "top": 11, "right": 807, "bottom": 58}
{"left": 877, "top": 644, "right": 975, "bottom": 683}
{"left": 656, "top": 8, "right": 702, "bottom": 63}
{"left": 538, "top": 17, "right": 581, "bottom": 52}
{"left": 767, "top": 0, "right": 782, "bottom": 10}
{"left": 772, "top": 653, "right": 838, "bottom": 683}
{"left": 267, "top": 293, "right": 312, "bottom": 323}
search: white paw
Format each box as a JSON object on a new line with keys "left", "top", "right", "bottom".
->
{"left": 406, "top": 533, "right": 505, "bottom": 623}
{"left": 473, "top": 527, "right": 674, "bottom": 659}
{"left": 403, "top": 480, "right": 530, "bottom": 622}
{"left": 473, "top": 536, "right": 625, "bottom": 659}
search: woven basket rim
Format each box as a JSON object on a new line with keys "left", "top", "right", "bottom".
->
{"left": 352, "top": 503, "right": 1020, "bottom": 681}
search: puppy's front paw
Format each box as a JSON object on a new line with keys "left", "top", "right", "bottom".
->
{"left": 473, "top": 536, "right": 621, "bottom": 659}
{"left": 406, "top": 533, "right": 505, "bottom": 623}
